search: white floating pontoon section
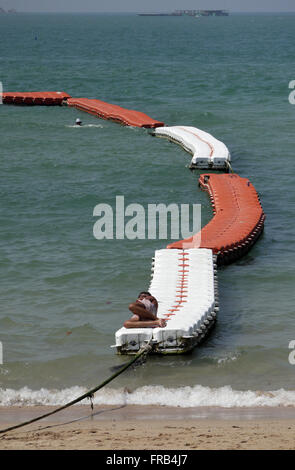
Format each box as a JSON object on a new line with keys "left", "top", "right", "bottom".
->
{"left": 115, "top": 248, "right": 218, "bottom": 355}
{"left": 115, "top": 327, "right": 154, "bottom": 353}
{"left": 154, "top": 126, "right": 230, "bottom": 170}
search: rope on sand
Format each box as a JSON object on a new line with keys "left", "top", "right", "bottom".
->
{"left": 0, "top": 342, "right": 153, "bottom": 435}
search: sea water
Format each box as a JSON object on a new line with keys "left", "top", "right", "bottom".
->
{"left": 1, "top": 12, "right": 295, "bottom": 408}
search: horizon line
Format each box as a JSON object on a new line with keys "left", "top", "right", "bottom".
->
{"left": 4, "top": 10, "right": 295, "bottom": 14}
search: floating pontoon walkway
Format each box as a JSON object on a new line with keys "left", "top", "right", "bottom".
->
{"left": 115, "top": 248, "right": 218, "bottom": 354}
{"left": 67, "top": 97, "right": 164, "bottom": 128}
{"left": 153, "top": 125, "right": 231, "bottom": 170}
{"left": 1, "top": 91, "right": 71, "bottom": 105}
{"left": 1, "top": 89, "right": 266, "bottom": 355}
{"left": 168, "top": 173, "right": 266, "bottom": 265}
{"left": 1, "top": 91, "right": 164, "bottom": 128}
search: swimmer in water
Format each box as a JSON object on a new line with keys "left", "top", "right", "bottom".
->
{"left": 75, "top": 118, "right": 82, "bottom": 126}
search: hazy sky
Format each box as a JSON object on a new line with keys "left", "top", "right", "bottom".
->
{"left": 2, "top": 0, "right": 295, "bottom": 13}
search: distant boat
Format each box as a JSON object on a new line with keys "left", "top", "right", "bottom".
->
{"left": 0, "top": 8, "right": 17, "bottom": 14}
{"left": 197, "top": 10, "right": 229, "bottom": 17}
{"left": 138, "top": 12, "right": 182, "bottom": 16}
{"left": 138, "top": 9, "right": 229, "bottom": 17}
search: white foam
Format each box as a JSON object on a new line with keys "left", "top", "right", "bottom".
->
{"left": 0, "top": 386, "right": 87, "bottom": 407}
{"left": 1, "top": 385, "right": 295, "bottom": 408}
{"left": 217, "top": 353, "right": 240, "bottom": 365}
{"left": 66, "top": 124, "right": 104, "bottom": 128}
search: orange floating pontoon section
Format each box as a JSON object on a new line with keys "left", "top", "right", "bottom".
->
{"left": 2, "top": 92, "right": 71, "bottom": 105}
{"left": 167, "top": 173, "right": 266, "bottom": 265}
{"left": 67, "top": 97, "right": 164, "bottom": 128}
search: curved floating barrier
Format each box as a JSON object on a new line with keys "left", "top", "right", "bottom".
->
{"left": 153, "top": 125, "right": 230, "bottom": 170}
{"left": 115, "top": 248, "right": 218, "bottom": 354}
{"left": 1, "top": 89, "right": 265, "bottom": 354}
{"left": 1, "top": 91, "right": 71, "bottom": 105}
{"left": 167, "top": 173, "right": 266, "bottom": 265}
{"left": 67, "top": 97, "right": 164, "bottom": 128}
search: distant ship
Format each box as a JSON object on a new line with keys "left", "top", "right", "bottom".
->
{"left": 138, "top": 12, "right": 182, "bottom": 16}
{"left": 138, "top": 10, "right": 229, "bottom": 17}
{"left": 197, "top": 10, "right": 229, "bottom": 16}
{"left": 0, "top": 7, "right": 17, "bottom": 13}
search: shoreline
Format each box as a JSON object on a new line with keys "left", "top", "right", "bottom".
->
{"left": 1, "top": 405, "right": 295, "bottom": 449}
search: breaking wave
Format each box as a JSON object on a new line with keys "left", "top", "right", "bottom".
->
{"left": 1, "top": 384, "right": 295, "bottom": 408}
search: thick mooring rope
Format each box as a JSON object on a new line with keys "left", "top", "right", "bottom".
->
{"left": 0, "top": 342, "right": 153, "bottom": 435}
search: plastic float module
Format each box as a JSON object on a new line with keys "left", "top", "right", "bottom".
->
{"left": 167, "top": 174, "right": 266, "bottom": 265}
{"left": 115, "top": 248, "right": 218, "bottom": 354}
{"left": 67, "top": 97, "right": 165, "bottom": 128}
{"left": 153, "top": 125, "right": 231, "bottom": 170}
{"left": 1, "top": 91, "right": 71, "bottom": 105}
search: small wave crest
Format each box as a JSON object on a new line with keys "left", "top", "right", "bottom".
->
{"left": 1, "top": 385, "right": 295, "bottom": 408}
{"left": 66, "top": 124, "right": 104, "bottom": 129}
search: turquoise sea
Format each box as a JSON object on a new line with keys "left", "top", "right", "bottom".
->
{"left": 1, "top": 12, "right": 295, "bottom": 407}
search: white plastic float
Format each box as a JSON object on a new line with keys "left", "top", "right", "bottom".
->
{"left": 153, "top": 126, "right": 231, "bottom": 170}
{"left": 115, "top": 248, "right": 218, "bottom": 354}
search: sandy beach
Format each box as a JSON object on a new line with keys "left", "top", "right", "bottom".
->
{"left": 0, "top": 405, "right": 295, "bottom": 450}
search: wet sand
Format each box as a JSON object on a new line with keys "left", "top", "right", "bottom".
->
{"left": 0, "top": 405, "right": 295, "bottom": 450}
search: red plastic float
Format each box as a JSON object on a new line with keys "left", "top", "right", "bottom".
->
{"left": 167, "top": 173, "right": 266, "bottom": 265}
{"left": 1, "top": 91, "right": 71, "bottom": 105}
{"left": 67, "top": 97, "right": 164, "bottom": 128}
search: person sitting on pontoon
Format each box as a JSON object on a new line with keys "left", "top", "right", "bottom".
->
{"left": 124, "top": 291, "right": 166, "bottom": 328}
